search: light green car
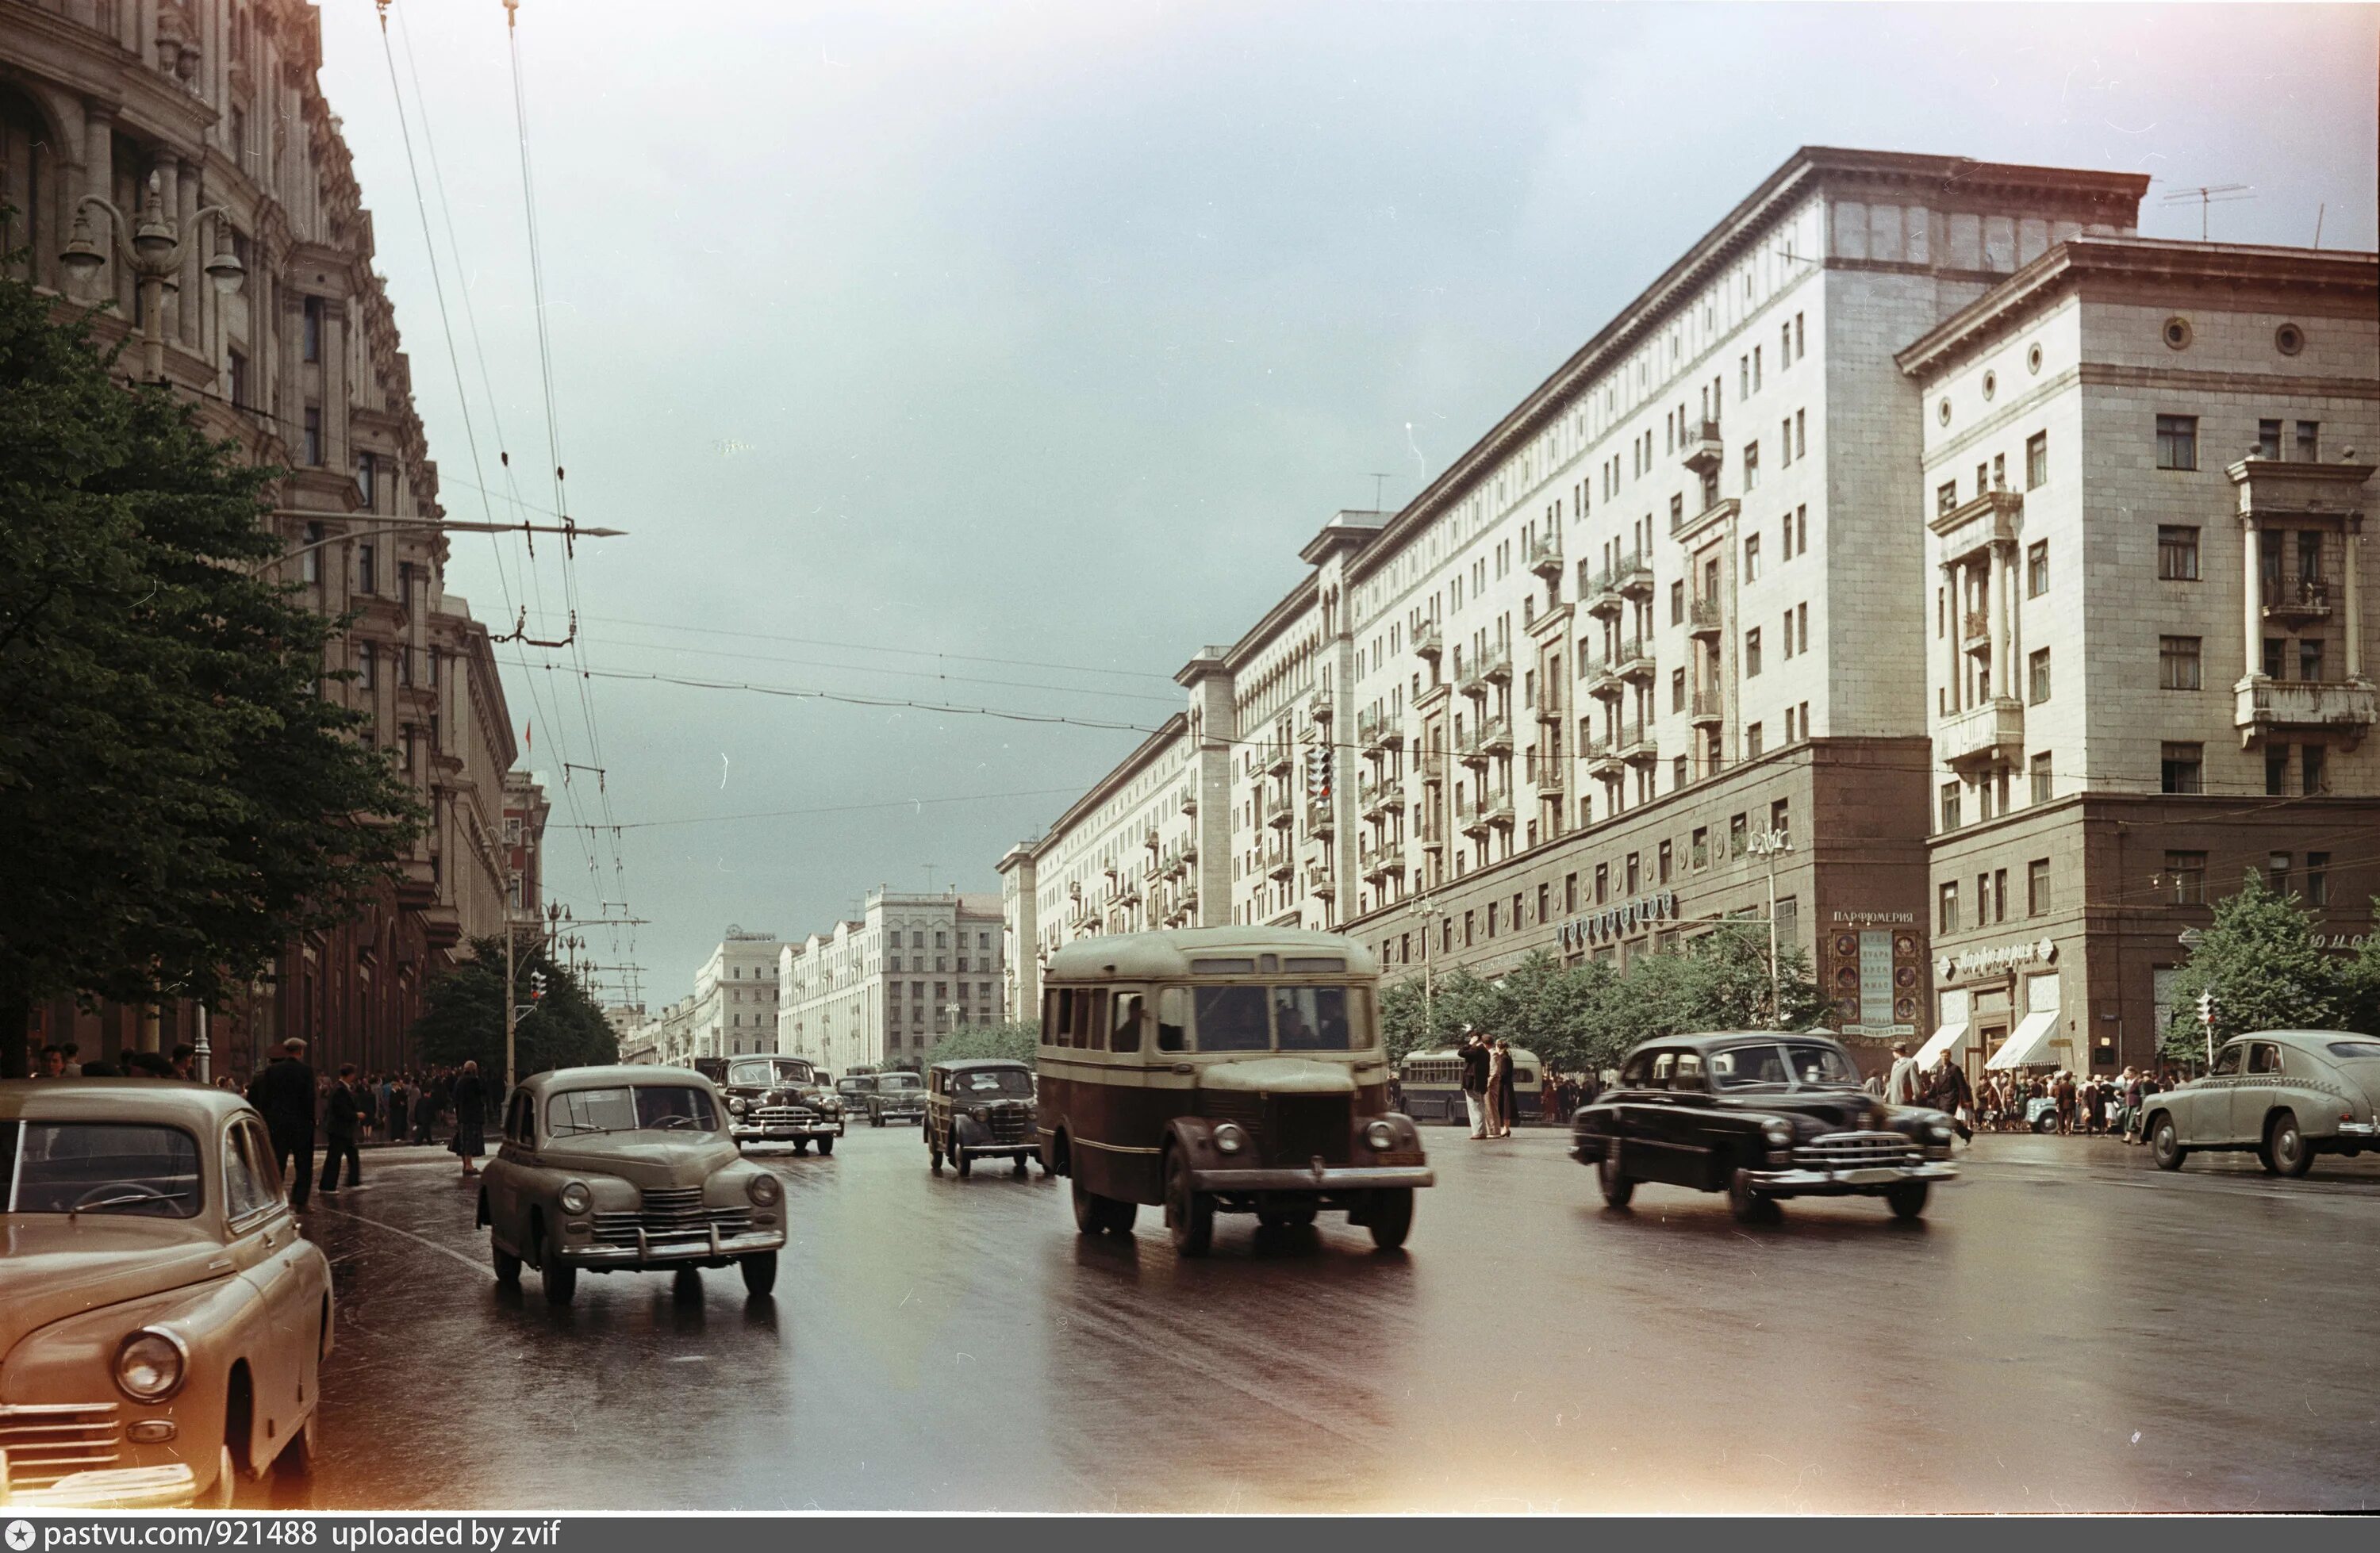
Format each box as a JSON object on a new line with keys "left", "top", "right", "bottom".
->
{"left": 478, "top": 1066, "right": 788, "bottom": 1306}
{"left": 2144, "top": 1030, "right": 2380, "bottom": 1176}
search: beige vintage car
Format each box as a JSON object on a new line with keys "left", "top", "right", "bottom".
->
{"left": 478, "top": 1065, "right": 788, "bottom": 1306}
{"left": 0, "top": 1081, "right": 332, "bottom": 1509}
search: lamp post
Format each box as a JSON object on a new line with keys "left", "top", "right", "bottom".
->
{"left": 60, "top": 173, "right": 244, "bottom": 383}
{"left": 1746, "top": 828, "right": 1795, "bottom": 1027}
{"left": 1407, "top": 892, "right": 1442, "bottom": 1046}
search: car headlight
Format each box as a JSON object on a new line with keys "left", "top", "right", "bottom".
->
{"left": 1763, "top": 1124, "right": 1795, "bottom": 1147}
{"left": 727, "top": 1096, "right": 748, "bottom": 1116}
{"left": 1927, "top": 1122, "right": 1954, "bottom": 1141}
{"left": 1212, "top": 1122, "right": 1248, "bottom": 1155}
{"left": 1364, "top": 1120, "right": 1396, "bottom": 1151}
{"left": 746, "top": 1172, "right": 782, "bottom": 1207}
{"left": 559, "top": 1181, "right": 593, "bottom": 1215}
{"left": 114, "top": 1329, "right": 186, "bottom": 1402}
{"left": 969, "top": 1106, "right": 989, "bottom": 1122}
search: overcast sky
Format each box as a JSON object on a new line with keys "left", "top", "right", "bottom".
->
{"left": 315, "top": 2, "right": 2379, "bottom": 1008}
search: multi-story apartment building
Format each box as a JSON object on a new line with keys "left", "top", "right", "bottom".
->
{"left": 778, "top": 891, "right": 1004, "bottom": 1075}
{"left": 689, "top": 929, "right": 782, "bottom": 1062}
{"left": 635, "top": 996, "right": 695, "bottom": 1068}
{"left": 1901, "top": 237, "right": 2377, "bottom": 1075}
{"left": 502, "top": 773, "right": 551, "bottom": 918}
{"left": 4, "top": 0, "right": 529, "bottom": 1081}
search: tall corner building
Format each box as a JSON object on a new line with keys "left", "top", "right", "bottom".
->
{"left": 999, "top": 146, "right": 2378, "bottom": 1075}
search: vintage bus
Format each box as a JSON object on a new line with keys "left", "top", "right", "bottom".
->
{"left": 1035, "top": 927, "right": 1433, "bottom": 1255}
{"left": 1395, "top": 1046, "right": 1545, "bottom": 1126}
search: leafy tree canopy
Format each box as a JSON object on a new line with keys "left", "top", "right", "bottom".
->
{"left": 2161, "top": 871, "right": 2346, "bottom": 1064}
{"left": 0, "top": 255, "right": 421, "bottom": 1029}
{"left": 928, "top": 1021, "right": 1038, "bottom": 1069}
{"left": 411, "top": 934, "right": 618, "bottom": 1079}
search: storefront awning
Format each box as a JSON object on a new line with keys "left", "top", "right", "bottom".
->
{"left": 1985, "top": 1009, "right": 2061, "bottom": 1070}
{"left": 1914, "top": 1022, "right": 1968, "bottom": 1068}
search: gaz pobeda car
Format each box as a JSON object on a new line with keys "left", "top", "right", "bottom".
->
{"left": 1035, "top": 928, "right": 1430, "bottom": 1255}
{"left": 2143, "top": 1030, "right": 2380, "bottom": 1175}
{"left": 0, "top": 1080, "right": 331, "bottom": 1509}
{"left": 478, "top": 1066, "right": 788, "bottom": 1306}
{"left": 701, "top": 1054, "right": 844, "bottom": 1154}
{"left": 1570, "top": 1031, "right": 1960, "bottom": 1222}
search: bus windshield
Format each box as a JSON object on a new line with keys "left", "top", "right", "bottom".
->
{"left": 1192, "top": 985, "right": 1363, "bottom": 1053}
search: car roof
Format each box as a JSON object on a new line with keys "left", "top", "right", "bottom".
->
{"left": 930, "top": 1058, "right": 1031, "bottom": 1073}
{"left": 1044, "top": 926, "right": 1378, "bottom": 982}
{"left": 1624, "top": 1030, "right": 1844, "bottom": 1056}
{"left": 516, "top": 1064, "right": 715, "bottom": 1095}
{"left": 0, "top": 1078, "right": 259, "bottom": 1126}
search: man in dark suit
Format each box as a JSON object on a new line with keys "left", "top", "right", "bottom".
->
{"left": 321, "top": 1064, "right": 363, "bottom": 1192}
{"left": 1458, "top": 1028, "right": 1491, "bottom": 1140}
{"left": 247, "top": 1037, "right": 318, "bottom": 1209}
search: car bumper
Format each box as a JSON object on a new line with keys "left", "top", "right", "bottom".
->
{"left": 877, "top": 1109, "right": 925, "bottom": 1122}
{"left": 555, "top": 1226, "right": 787, "bottom": 1267}
{"left": 2, "top": 1462, "right": 202, "bottom": 1510}
{"left": 1742, "top": 1160, "right": 1959, "bottom": 1195}
{"left": 2333, "top": 1122, "right": 2378, "bottom": 1142}
{"left": 952, "top": 1141, "right": 1035, "bottom": 1157}
{"left": 1188, "top": 1164, "right": 1436, "bottom": 1192}
{"left": 732, "top": 1122, "right": 841, "bottom": 1141}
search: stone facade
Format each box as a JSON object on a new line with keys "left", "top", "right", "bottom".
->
{"left": 682, "top": 930, "right": 782, "bottom": 1064}
{"left": 778, "top": 892, "right": 1004, "bottom": 1075}
{"left": 4, "top": 0, "right": 528, "bottom": 1081}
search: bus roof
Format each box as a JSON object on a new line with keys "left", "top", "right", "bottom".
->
{"left": 1400, "top": 1047, "right": 1541, "bottom": 1067}
{"left": 1044, "top": 926, "right": 1379, "bottom": 984}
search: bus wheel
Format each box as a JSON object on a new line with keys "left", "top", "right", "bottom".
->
{"left": 1164, "top": 1148, "right": 1214, "bottom": 1257}
{"left": 1365, "top": 1188, "right": 1415, "bottom": 1252}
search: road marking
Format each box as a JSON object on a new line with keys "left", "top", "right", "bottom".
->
{"left": 307, "top": 1203, "right": 497, "bottom": 1280}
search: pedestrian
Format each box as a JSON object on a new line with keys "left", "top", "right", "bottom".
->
{"left": 385, "top": 1074, "right": 409, "bottom": 1144}
{"left": 1458, "top": 1028, "right": 1490, "bottom": 1140}
{"left": 169, "top": 1045, "right": 196, "bottom": 1081}
{"left": 126, "top": 1050, "right": 175, "bottom": 1078}
{"left": 2053, "top": 1070, "right": 2078, "bottom": 1135}
{"left": 1487, "top": 1038, "right": 1515, "bottom": 1137}
{"left": 60, "top": 1042, "right": 82, "bottom": 1076}
{"left": 33, "top": 1045, "right": 67, "bottom": 1079}
{"left": 412, "top": 1073, "right": 438, "bottom": 1145}
{"left": 321, "top": 1064, "right": 363, "bottom": 1192}
{"left": 451, "top": 1060, "right": 489, "bottom": 1180}
{"left": 2085, "top": 1075, "right": 2108, "bottom": 1136}
{"left": 358, "top": 1073, "right": 380, "bottom": 1144}
{"left": 246, "top": 1037, "right": 318, "bottom": 1210}
{"left": 1886, "top": 1042, "right": 1919, "bottom": 1106}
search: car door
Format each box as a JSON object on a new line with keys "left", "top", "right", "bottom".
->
{"left": 2181, "top": 1041, "right": 2246, "bottom": 1144}
{"left": 1659, "top": 1052, "right": 1724, "bottom": 1188}
{"left": 1615, "top": 1052, "right": 1681, "bottom": 1183}
{"left": 486, "top": 1092, "right": 531, "bottom": 1250}
{"left": 224, "top": 1117, "right": 313, "bottom": 1456}
{"left": 2230, "top": 1040, "right": 2286, "bottom": 1144}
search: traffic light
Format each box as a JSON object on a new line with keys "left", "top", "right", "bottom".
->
{"left": 1305, "top": 744, "right": 1330, "bottom": 800}
{"left": 529, "top": 969, "right": 548, "bottom": 1003}
{"left": 2196, "top": 989, "right": 2214, "bottom": 1024}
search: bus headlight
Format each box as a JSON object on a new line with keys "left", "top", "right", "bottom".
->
{"left": 1364, "top": 1120, "right": 1396, "bottom": 1151}
{"left": 1212, "top": 1123, "right": 1248, "bottom": 1155}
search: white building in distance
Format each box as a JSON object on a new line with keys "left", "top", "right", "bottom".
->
{"left": 779, "top": 891, "right": 1004, "bottom": 1076}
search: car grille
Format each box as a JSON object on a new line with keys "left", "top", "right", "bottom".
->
{"left": 589, "top": 1187, "right": 752, "bottom": 1248}
{"left": 753, "top": 1105, "right": 817, "bottom": 1126}
{"left": 984, "top": 1107, "right": 1032, "bottom": 1143}
{"left": 1203, "top": 1092, "right": 1350, "bottom": 1165}
{"left": 0, "top": 1403, "right": 122, "bottom": 1490}
{"left": 1795, "top": 1131, "right": 1918, "bottom": 1169}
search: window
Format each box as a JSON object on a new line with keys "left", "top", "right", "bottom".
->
{"left": 2307, "top": 851, "right": 2330, "bottom": 907}
{"left": 1729, "top": 813, "right": 1749, "bottom": 857}
{"left": 1669, "top": 580, "right": 1684, "bottom": 624}
{"left": 1746, "top": 722, "right": 1764, "bottom": 757}
{"left": 303, "top": 406, "right": 323, "bottom": 466}
{"left": 1745, "top": 627, "right": 1762, "bottom": 677}
{"left": 1795, "top": 410, "right": 1806, "bottom": 461}
{"left": 1691, "top": 826, "right": 1710, "bottom": 869}
{"left": 1671, "top": 668, "right": 1686, "bottom": 712}
{"left": 1744, "top": 534, "right": 1761, "bottom": 581}
{"left": 2025, "top": 431, "right": 2048, "bottom": 489}
{"left": 2163, "top": 850, "right": 2207, "bottom": 905}
{"left": 1564, "top": 872, "right": 1578, "bottom": 913}
{"left": 1938, "top": 881, "right": 1960, "bottom": 933}
{"left": 1742, "top": 442, "right": 1759, "bottom": 490}
{"left": 2303, "top": 743, "right": 2328, "bottom": 795}
{"left": 2257, "top": 419, "right": 2283, "bottom": 459}
{"left": 357, "top": 451, "right": 378, "bottom": 511}
{"left": 2025, "top": 858, "right": 2051, "bottom": 917}
{"left": 1937, "top": 481, "right": 1958, "bottom": 517}
{"left": 2296, "top": 420, "right": 2320, "bottom": 462}
{"left": 2263, "top": 637, "right": 2286, "bottom": 679}
{"left": 2159, "top": 742, "right": 2203, "bottom": 795}
{"left": 2157, "top": 526, "right": 2201, "bottom": 581}
{"left": 2030, "top": 752, "right": 2052, "bottom": 805}
{"left": 2028, "top": 648, "right": 2052, "bottom": 704}
{"left": 2267, "top": 852, "right": 2292, "bottom": 896}
{"left": 358, "top": 543, "right": 376, "bottom": 596}
{"left": 302, "top": 296, "right": 323, "bottom": 362}
{"left": 1657, "top": 840, "right": 1672, "bottom": 884}
{"left": 2267, "top": 744, "right": 2290, "bottom": 796}
{"left": 2026, "top": 541, "right": 2048, "bottom": 597}
{"left": 2155, "top": 415, "right": 2198, "bottom": 471}
{"left": 2300, "top": 638, "right": 2325, "bottom": 682}
{"left": 357, "top": 642, "right": 376, "bottom": 690}
{"left": 1111, "top": 992, "right": 1145, "bottom": 1054}
{"left": 1992, "top": 869, "right": 2008, "bottom": 924}
{"left": 2159, "top": 636, "right": 2202, "bottom": 691}
{"left": 1940, "top": 780, "right": 1963, "bottom": 832}
{"left": 301, "top": 522, "right": 324, "bottom": 585}
{"left": 228, "top": 347, "right": 250, "bottom": 409}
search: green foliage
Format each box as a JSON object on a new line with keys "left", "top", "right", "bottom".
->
{"left": 2160, "top": 872, "right": 2344, "bottom": 1064}
{"left": 411, "top": 935, "right": 619, "bottom": 1078}
{"left": 928, "top": 1020, "right": 1039, "bottom": 1069}
{"left": 2340, "top": 900, "right": 2380, "bottom": 1037}
{"left": 1380, "top": 924, "right": 1823, "bottom": 1076}
{"left": 0, "top": 258, "right": 420, "bottom": 1022}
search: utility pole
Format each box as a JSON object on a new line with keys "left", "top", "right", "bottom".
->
{"left": 505, "top": 922, "right": 519, "bottom": 1093}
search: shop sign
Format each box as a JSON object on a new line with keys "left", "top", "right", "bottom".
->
{"left": 1557, "top": 890, "right": 1679, "bottom": 950}
{"left": 2314, "top": 934, "right": 2373, "bottom": 951}
{"left": 1832, "top": 910, "right": 1916, "bottom": 926}
{"left": 1937, "top": 937, "right": 2058, "bottom": 982}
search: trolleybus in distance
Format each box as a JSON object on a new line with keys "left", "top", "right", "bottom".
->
{"left": 1034, "top": 927, "right": 1432, "bottom": 1256}
{"left": 1395, "top": 1046, "right": 1545, "bottom": 1125}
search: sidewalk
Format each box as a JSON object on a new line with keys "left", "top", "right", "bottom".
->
{"left": 1964, "top": 1129, "right": 2380, "bottom": 1179}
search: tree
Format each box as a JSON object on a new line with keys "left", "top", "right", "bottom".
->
{"left": 2161, "top": 872, "right": 2344, "bottom": 1064}
{"left": 2339, "top": 899, "right": 2380, "bottom": 1037}
{"left": 410, "top": 935, "right": 618, "bottom": 1079}
{"left": 928, "top": 1020, "right": 1038, "bottom": 1069}
{"left": 1380, "top": 966, "right": 1503, "bottom": 1064}
{"left": 0, "top": 255, "right": 421, "bottom": 1060}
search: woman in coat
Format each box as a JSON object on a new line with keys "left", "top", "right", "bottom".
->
{"left": 450, "top": 1060, "right": 489, "bottom": 1180}
{"left": 1487, "top": 1039, "right": 1515, "bottom": 1138}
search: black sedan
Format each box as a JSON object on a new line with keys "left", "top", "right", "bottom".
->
{"left": 1570, "top": 1031, "right": 1958, "bottom": 1222}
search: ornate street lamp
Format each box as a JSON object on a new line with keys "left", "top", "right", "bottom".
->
{"left": 60, "top": 171, "right": 244, "bottom": 382}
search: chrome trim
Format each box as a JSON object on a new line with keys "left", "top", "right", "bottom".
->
{"left": 552, "top": 1228, "right": 786, "bottom": 1267}
{"left": 2336, "top": 1122, "right": 2378, "bottom": 1140}
{"left": 0, "top": 1459, "right": 200, "bottom": 1511}
{"left": 1745, "top": 1161, "right": 1958, "bottom": 1191}
{"left": 1187, "top": 1164, "right": 1435, "bottom": 1191}
{"left": 113, "top": 1327, "right": 190, "bottom": 1405}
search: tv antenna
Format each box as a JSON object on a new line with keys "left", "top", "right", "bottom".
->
{"left": 2159, "top": 183, "right": 2254, "bottom": 241}
{"left": 1365, "top": 473, "right": 1391, "bottom": 513}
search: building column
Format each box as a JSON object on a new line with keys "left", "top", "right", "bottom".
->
{"left": 1984, "top": 544, "right": 2006, "bottom": 700}
{"left": 81, "top": 102, "right": 113, "bottom": 298}
{"left": 176, "top": 156, "right": 202, "bottom": 351}
{"left": 1938, "top": 563, "right": 1957, "bottom": 715}
{"left": 2347, "top": 519, "right": 2367, "bottom": 681}
{"left": 324, "top": 301, "right": 349, "bottom": 473}
{"left": 2242, "top": 516, "right": 2263, "bottom": 678}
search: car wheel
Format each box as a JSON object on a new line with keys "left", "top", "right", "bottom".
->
{"left": 1884, "top": 1180, "right": 1930, "bottom": 1221}
{"left": 540, "top": 1229, "right": 578, "bottom": 1307}
{"left": 1070, "top": 1172, "right": 1106, "bottom": 1234}
{"left": 1365, "top": 1189, "right": 1414, "bottom": 1252}
{"left": 2033, "top": 1111, "right": 2059, "bottom": 1133}
{"left": 1597, "top": 1152, "right": 1635, "bottom": 1209}
{"left": 1729, "top": 1168, "right": 1775, "bottom": 1224}
{"left": 204, "top": 1444, "right": 236, "bottom": 1509}
{"left": 954, "top": 1144, "right": 971, "bottom": 1179}
{"left": 791, "top": 1139, "right": 809, "bottom": 1156}
{"left": 274, "top": 1412, "right": 317, "bottom": 1481}
{"left": 740, "top": 1250, "right": 778, "bottom": 1298}
{"left": 1164, "top": 1148, "right": 1213, "bottom": 1257}
{"left": 491, "top": 1234, "right": 522, "bottom": 1286}
{"left": 816, "top": 1135, "right": 835, "bottom": 1156}
{"left": 2148, "top": 1115, "right": 2186, "bottom": 1171}
{"left": 2267, "top": 1111, "right": 2313, "bottom": 1179}
{"left": 1013, "top": 1156, "right": 1029, "bottom": 1178}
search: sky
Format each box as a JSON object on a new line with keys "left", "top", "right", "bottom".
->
{"left": 313, "top": 1, "right": 2380, "bottom": 1010}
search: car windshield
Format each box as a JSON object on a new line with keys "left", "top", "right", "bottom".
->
{"left": 837, "top": 1078, "right": 872, "bottom": 1093}
{"left": 4, "top": 1121, "right": 203, "bottom": 1218}
{"left": 1708, "top": 1042, "right": 1860, "bottom": 1090}
{"left": 957, "top": 1069, "right": 1033, "bottom": 1095}
{"left": 880, "top": 1075, "right": 922, "bottom": 1091}
{"left": 546, "top": 1086, "right": 720, "bottom": 1137}
{"left": 1192, "top": 985, "right": 1362, "bottom": 1052}
{"left": 727, "top": 1060, "right": 810, "bottom": 1087}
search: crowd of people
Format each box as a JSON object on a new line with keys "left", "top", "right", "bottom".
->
{"left": 1874, "top": 1042, "right": 2182, "bottom": 1142}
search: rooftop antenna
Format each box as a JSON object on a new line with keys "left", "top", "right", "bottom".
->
{"left": 1365, "top": 473, "right": 1390, "bottom": 513}
{"left": 2313, "top": 204, "right": 2326, "bottom": 249}
{"left": 2159, "top": 183, "right": 2254, "bottom": 242}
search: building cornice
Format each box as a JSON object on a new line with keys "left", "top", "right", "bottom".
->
{"left": 1015, "top": 711, "right": 1190, "bottom": 864}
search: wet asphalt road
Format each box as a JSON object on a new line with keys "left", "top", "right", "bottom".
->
{"left": 281, "top": 1122, "right": 2380, "bottom": 1513}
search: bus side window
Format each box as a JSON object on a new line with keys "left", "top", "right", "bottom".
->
{"left": 1039, "top": 990, "right": 1058, "bottom": 1045}
{"left": 1054, "top": 987, "right": 1074, "bottom": 1048}
{"left": 1157, "top": 987, "right": 1188, "bottom": 1051}
{"left": 1087, "top": 991, "right": 1111, "bottom": 1051}
{"left": 1111, "top": 993, "right": 1144, "bottom": 1054}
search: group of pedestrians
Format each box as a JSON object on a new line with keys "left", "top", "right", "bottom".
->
{"left": 1457, "top": 1027, "right": 1522, "bottom": 1137}
{"left": 27, "top": 1041, "right": 201, "bottom": 1080}
{"left": 1872, "top": 1044, "right": 2185, "bottom": 1141}
{"left": 237, "top": 1037, "right": 493, "bottom": 1210}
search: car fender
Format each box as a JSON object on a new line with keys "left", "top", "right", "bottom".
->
{"left": 1361, "top": 1110, "right": 1425, "bottom": 1156}
{"left": 1163, "top": 1116, "right": 1226, "bottom": 1171}
{"left": 952, "top": 1113, "right": 990, "bottom": 1147}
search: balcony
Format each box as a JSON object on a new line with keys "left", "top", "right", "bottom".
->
{"left": 1263, "top": 842, "right": 1295, "bottom": 881}
{"left": 1483, "top": 790, "right": 1515, "bottom": 830}
{"left": 1264, "top": 745, "right": 1293, "bottom": 777}
{"left": 1457, "top": 792, "right": 1490, "bottom": 839}
{"left": 1585, "top": 569, "right": 1626, "bottom": 619}
{"left": 1306, "top": 799, "right": 1335, "bottom": 838}
{"left": 2233, "top": 677, "right": 2378, "bottom": 746}
{"left": 1615, "top": 554, "right": 1656, "bottom": 599}
{"left": 1309, "top": 687, "right": 1334, "bottom": 723}
{"left": 1937, "top": 695, "right": 2025, "bottom": 771}
{"left": 1357, "top": 706, "right": 1403, "bottom": 754}
{"left": 1413, "top": 620, "right": 1443, "bottom": 661}
{"left": 1962, "top": 609, "right": 1992, "bottom": 648}
{"left": 1482, "top": 642, "right": 1513, "bottom": 684}
{"left": 1361, "top": 840, "right": 1404, "bottom": 884}
{"left": 1359, "top": 773, "right": 1404, "bottom": 819}
{"left": 1583, "top": 734, "right": 1624, "bottom": 780}
{"left": 1303, "top": 859, "right": 1335, "bottom": 897}
{"left": 1687, "top": 596, "right": 1725, "bottom": 639}
{"left": 1479, "top": 714, "right": 1512, "bottom": 756}
{"left": 1180, "top": 792, "right": 1198, "bottom": 816}
{"left": 1529, "top": 747, "right": 1565, "bottom": 792}
{"left": 1263, "top": 793, "right": 1294, "bottom": 830}
{"left": 1145, "top": 827, "right": 1161, "bottom": 852}
{"left": 1619, "top": 726, "right": 1659, "bottom": 765}
{"left": 1689, "top": 690, "right": 1724, "bottom": 727}
{"left": 2263, "top": 576, "right": 2333, "bottom": 622}
{"left": 1526, "top": 529, "right": 1564, "bottom": 580}
{"left": 1681, "top": 419, "right": 1724, "bottom": 475}
{"left": 1674, "top": 495, "right": 1739, "bottom": 543}
{"left": 1584, "top": 653, "right": 1626, "bottom": 701}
